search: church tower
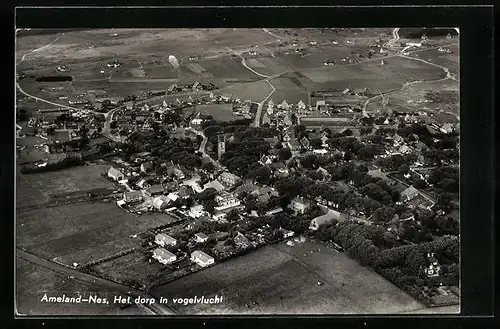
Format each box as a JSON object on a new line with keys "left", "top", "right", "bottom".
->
{"left": 218, "top": 134, "right": 226, "bottom": 160}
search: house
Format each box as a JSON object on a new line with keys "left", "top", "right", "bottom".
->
{"left": 194, "top": 232, "right": 209, "bottom": 243}
{"left": 234, "top": 181, "right": 257, "bottom": 196}
{"left": 440, "top": 123, "right": 455, "bottom": 134}
{"left": 215, "top": 192, "right": 241, "bottom": 211}
{"left": 278, "top": 100, "right": 290, "bottom": 111}
{"left": 152, "top": 248, "right": 177, "bottom": 264}
{"left": 367, "top": 169, "right": 388, "bottom": 180}
{"left": 169, "top": 167, "right": 185, "bottom": 180}
{"left": 423, "top": 252, "right": 441, "bottom": 277}
{"left": 167, "top": 192, "right": 179, "bottom": 202}
{"left": 392, "top": 133, "right": 404, "bottom": 145}
{"left": 212, "top": 211, "right": 227, "bottom": 221}
{"left": 401, "top": 185, "right": 419, "bottom": 202}
{"left": 155, "top": 233, "right": 177, "bottom": 247}
{"left": 141, "top": 161, "right": 154, "bottom": 173}
{"left": 177, "top": 185, "right": 194, "bottom": 199}
{"left": 233, "top": 232, "right": 251, "bottom": 248}
{"left": 310, "top": 209, "right": 344, "bottom": 230}
{"left": 146, "top": 184, "right": 165, "bottom": 197}
{"left": 281, "top": 229, "right": 295, "bottom": 238}
{"left": 290, "top": 196, "right": 313, "bottom": 214}
{"left": 123, "top": 191, "right": 143, "bottom": 204}
{"left": 300, "top": 136, "right": 311, "bottom": 149}
{"left": 188, "top": 205, "right": 205, "bottom": 219}
{"left": 287, "top": 138, "right": 302, "bottom": 152}
{"left": 190, "top": 250, "right": 215, "bottom": 267}
{"left": 316, "top": 100, "right": 327, "bottom": 111}
{"left": 399, "top": 144, "right": 411, "bottom": 154}
{"left": 203, "top": 180, "right": 226, "bottom": 192}
{"left": 265, "top": 207, "right": 283, "bottom": 216}
{"left": 152, "top": 195, "right": 170, "bottom": 210}
{"left": 297, "top": 100, "right": 306, "bottom": 111}
{"left": 316, "top": 167, "right": 331, "bottom": 180}
{"left": 259, "top": 155, "right": 274, "bottom": 166}
{"left": 136, "top": 179, "right": 150, "bottom": 189}
{"left": 218, "top": 172, "right": 241, "bottom": 187}
{"left": 107, "top": 166, "right": 124, "bottom": 181}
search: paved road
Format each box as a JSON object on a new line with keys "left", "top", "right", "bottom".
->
{"left": 17, "top": 248, "right": 178, "bottom": 315}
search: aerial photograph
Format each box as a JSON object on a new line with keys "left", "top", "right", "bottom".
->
{"left": 15, "top": 28, "right": 460, "bottom": 315}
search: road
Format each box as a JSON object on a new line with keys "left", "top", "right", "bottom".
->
{"left": 17, "top": 248, "right": 178, "bottom": 315}
{"left": 185, "top": 127, "right": 220, "bottom": 168}
{"left": 102, "top": 107, "right": 122, "bottom": 142}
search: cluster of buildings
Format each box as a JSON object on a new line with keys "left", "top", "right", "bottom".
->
{"left": 152, "top": 232, "right": 215, "bottom": 268}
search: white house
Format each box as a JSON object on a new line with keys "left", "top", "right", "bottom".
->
{"left": 194, "top": 232, "right": 209, "bottom": 243}
{"left": 152, "top": 248, "right": 177, "bottom": 264}
{"left": 190, "top": 250, "right": 215, "bottom": 267}
{"left": 155, "top": 233, "right": 177, "bottom": 247}
{"left": 108, "top": 166, "right": 124, "bottom": 181}
{"left": 214, "top": 192, "right": 241, "bottom": 211}
{"left": 401, "top": 185, "right": 419, "bottom": 202}
{"left": 188, "top": 205, "right": 205, "bottom": 218}
{"left": 152, "top": 195, "right": 170, "bottom": 210}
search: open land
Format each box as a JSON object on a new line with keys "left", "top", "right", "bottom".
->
{"left": 151, "top": 240, "right": 424, "bottom": 314}
{"left": 16, "top": 28, "right": 460, "bottom": 315}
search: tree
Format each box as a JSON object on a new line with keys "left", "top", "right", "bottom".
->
{"left": 246, "top": 165, "right": 272, "bottom": 185}
{"left": 278, "top": 148, "right": 292, "bottom": 161}
{"left": 201, "top": 161, "right": 215, "bottom": 173}
{"left": 275, "top": 141, "right": 283, "bottom": 149}
{"left": 226, "top": 209, "right": 240, "bottom": 223}
{"left": 310, "top": 138, "right": 323, "bottom": 149}
{"left": 373, "top": 206, "right": 396, "bottom": 223}
{"left": 294, "top": 124, "right": 307, "bottom": 138}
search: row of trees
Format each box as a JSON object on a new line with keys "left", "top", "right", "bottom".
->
{"left": 314, "top": 221, "right": 459, "bottom": 304}
{"left": 21, "top": 156, "right": 85, "bottom": 174}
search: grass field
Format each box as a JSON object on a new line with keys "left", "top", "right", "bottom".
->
{"left": 194, "top": 103, "right": 240, "bottom": 121}
{"left": 269, "top": 77, "right": 310, "bottom": 105}
{"left": 365, "top": 78, "right": 459, "bottom": 122}
{"left": 16, "top": 164, "right": 179, "bottom": 266}
{"left": 222, "top": 80, "right": 274, "bottom": 103}
{"left": 151, "top": 240, "right": 424, "bottom": 314}
{"left": 16, "top": 258, "right": 118, "bottom": 315}
{"left": 409, "top": 45, "right": 459, "bottom": 75}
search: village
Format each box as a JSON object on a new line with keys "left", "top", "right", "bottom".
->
{"left": 16, "top": 27, "right": 461, "bottom": 315}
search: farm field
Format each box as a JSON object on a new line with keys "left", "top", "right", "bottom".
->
{"left": 17, "top": 201, "right": 176, "bottom": 264}
{"left": 195, "top": 103, "right": 243, "bottom": 122}
{"left": 17, "top": 164, "right": 114, "bottom": 200}
{"left": 16, "top": 258, "right": 119, "bottom": 316}
{"left": 222, "top": 80, "right": 274, "bottom": 103}
{"left": 365, "top": 78, "right": 459, "bottom": 122}
{"left": 151, "top": 240, "right": 425, "bottom": 314}
{"left": 268, "top": 77, "right": 310, "bottom": 105}
{"left": 408, "top": 44, "right": 459, "bottom": 76}
{"left": 92, "top": 249, "right": 165, "bottom": 283}
{"left": 299, "top": 55, "right": 445, "bottom": 87}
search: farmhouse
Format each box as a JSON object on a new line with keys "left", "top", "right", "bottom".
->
{"left": 107, "top": 166, "right": 124, "bottom": 181}
{"left": 423, "top": 253, "right": 441, "bottom": 277}
{"left": 123, "top": 191, "right": 143, "bottom": 204}
{"left": 290, "top": 196, "right": 313, "bottom": 214}
{"left": 233, "top": 232, "right": 251, "bottom": 248}
{"left": 190, "top": 250, "right": 215, "bottom": 267}
{"left": 218, "top": 172, "right": 241, "bottom": 187}
{"left": 152, "top": 195, "right": 170, "bottom": 210}
{"left": 145, "top": 184, "right": 165, "bottom": 197}
{"left": 188, "top": 205, "right": 205, "bottom": 219}
{"left": 401, "top": 185, "right": 419, "bottom": 202}
{"left": 152, "top": 248, "right": 177, "bottom": 264}
{"left": 155, "top": 233, "right": 177, "bottom": 247}
{"left": 309, "top": 209, "right": 344, "bottom": 230}
{"left": 194, "top": 232, "right": 209, "bottom": 243}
